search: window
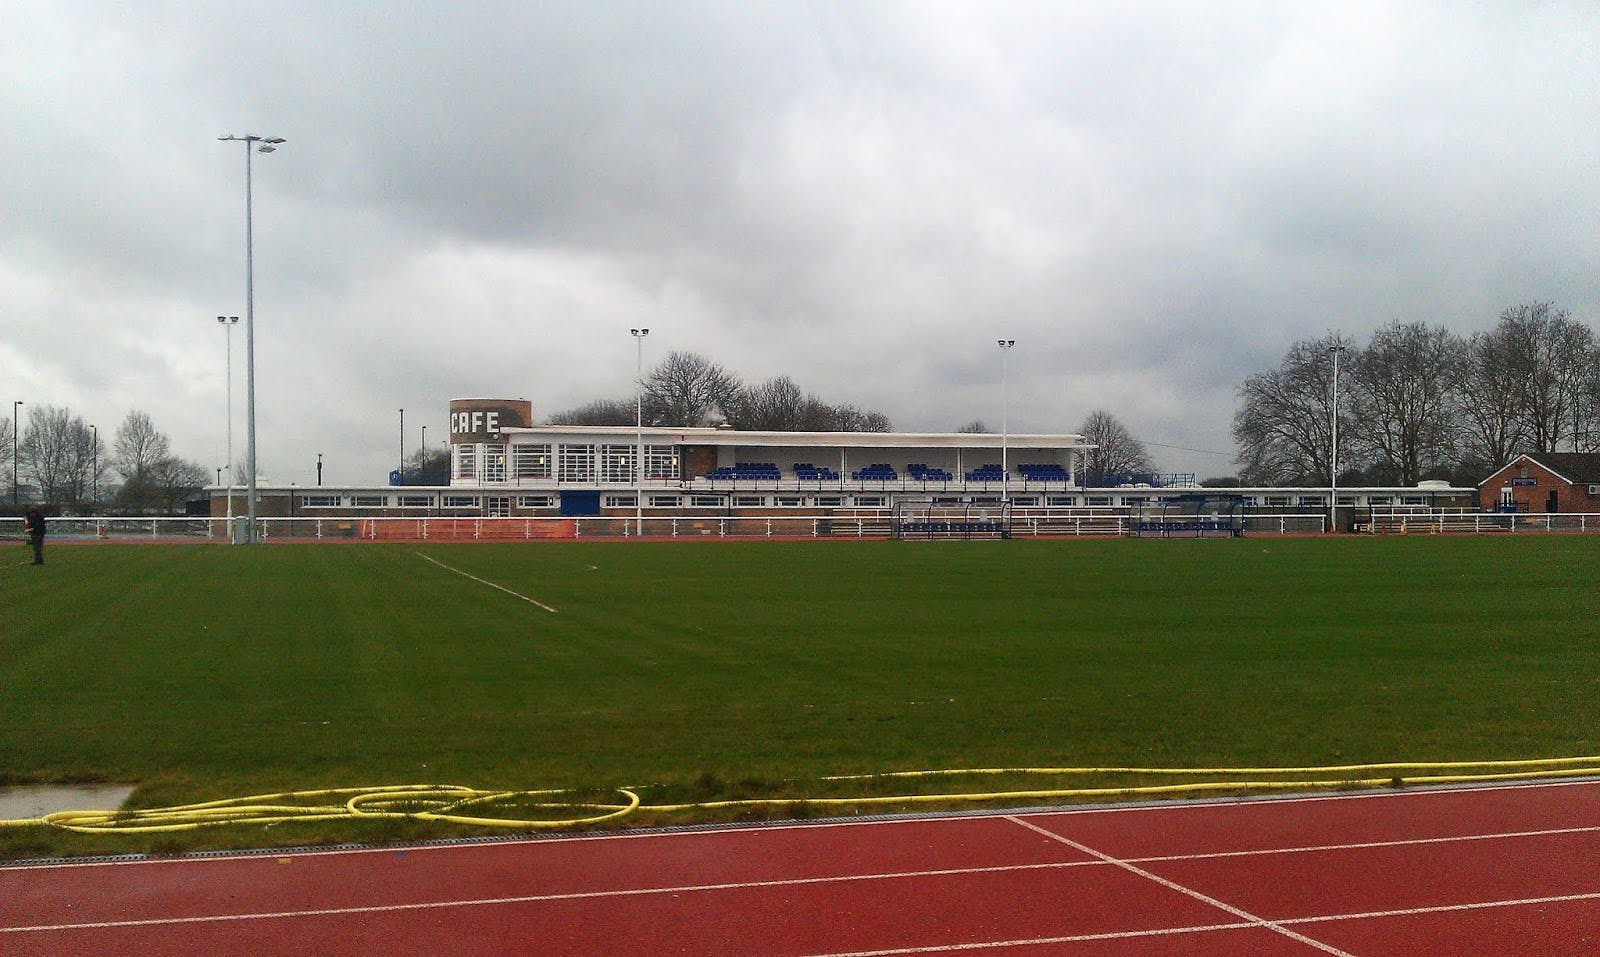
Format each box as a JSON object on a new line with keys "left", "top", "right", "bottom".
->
{"left": 600, "top": 445, "right": 634, "bottom": 483}
{"left": 1266, "top": 496, "right": 1290, "bottom": 507}
{"left": 486, "top": 496, "right": 510, "bottom": 517}
{"left": 1047, "top": 496, "right": 1076, "bottom": 507}
{"left": 513, "top": 444, "right": 552, "bottom": 479}
{"left": 454, "top": 444, "right": 478, "bottom": 480}
{"left": 775, "top": 495, "right": 804, "bottom": 507}
{"left": 690, "top": 495, "right": 724, "bottom": 508}
{"left": 645, "top": 446, "right": 679, "bottom": 480}
{"left": 1011, "top": 496, "right": 1039, "bottom": 506}
{"left": 442, "top": 495, "right": 479, "bottom": 508}
{"left": 1299, "top": 496, "right": 1325, "bottom": 506}
{"left": 649, "top": 494, "right": 681, "bottom": 507}
{"left": 398, "top": 495, "right": 433, "bottom": 508}
{"left": 518, "top": 495, "right": 554, "bottom": 508}
{"left": 855, "top": 496, "right": 885, "bottom": 507}
{"left": 1087, "top": 496, "right": 1111, "bottom": 506}
{"left": 815, "top": 496, "right": 843, "bottom": 506}
{"left": 300, "top": 494, "right": 340, "bottom": 508}
{"left": 352, "top": 495, "right": 387, "bottom": 507}
{"left": 604, "top": 494, "right": 637, "bottom": 508}
{"left": 482, "top": 445, "right": 507, "bottom": 483}
{"left": 558, "top": 444, "right": 594, "bottom": 482}
{"left": 734, "top": 495, "right": 766, "bottom": 507}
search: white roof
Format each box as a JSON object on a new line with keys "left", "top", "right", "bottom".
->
{"left": 501, "top": 425, "right": 1091, "bottom": 450}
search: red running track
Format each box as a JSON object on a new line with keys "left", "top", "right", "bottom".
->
{"left": 4, "top": 780, "right": 1599, "bottom": 955}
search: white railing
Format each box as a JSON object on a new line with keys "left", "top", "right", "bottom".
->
{"left": 1367, "top": 508, "right": 1600, "bottom": 535}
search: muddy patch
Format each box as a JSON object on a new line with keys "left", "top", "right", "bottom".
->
{"left": 0, "top": 784, "right": 137, "bottom": 820}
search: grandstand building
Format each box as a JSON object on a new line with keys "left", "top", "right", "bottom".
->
{"left": 204, "top": 397, "right": 1478, "bottom": 536}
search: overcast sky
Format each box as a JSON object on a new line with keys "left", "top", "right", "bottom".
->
{"left": 4, "top": 1, "right": 1597, "bottom": 485}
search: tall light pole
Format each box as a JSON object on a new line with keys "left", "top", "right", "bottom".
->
{"left": 218, "top": 134, "right": 285, "bottom": 543}
{"left": 11, "top": 400, "right": 22, "bottom": 505}
{"left": 316, "top": 453, "right": 323, "bottom": 487}
{"left": 420, "top": 426, "right": 427, "bottom": 483}
{"left": 997, "top": 339, "right": 1015, "bottom": 502}
{"left": 631, "top": 328, "right": 650, "bottom": 536}
{"left": 217, "top": 315, "right": 239, "bottom": 530}
{"left": 89, "top": 424, "right": 98, "bottom": 507}
{"left": 1329, "top": 342, "right": 1344, "bottom": 534}
{"left": 398, "top": 409, "right": 405, "bottom": 484}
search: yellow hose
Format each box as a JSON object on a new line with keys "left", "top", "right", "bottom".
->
{"left": 3, "top": 756, "right": 1598, "bottom": 835}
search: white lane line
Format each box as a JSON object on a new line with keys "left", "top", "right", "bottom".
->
{"left": 0, "top": 861, "right": 1098, "bottom": 934}
{"left": 1005, "top": 815, "right": 1357, "bottom": 957}
{"left": 1284, "top": 891, "right": 1600, "bottom": 925}
{"left": 413, "top": 551, "right": 557, "bottom": 613}
{"left": 1133, "top": 824, "right": 1600, "bottom": 864}
{"left": 10, "top": 846, "right": 1600, "bottom": 941}
{"left": 800, "top": 922, "right": 1259, "bottom": 956}
{"left": 9, "top": 820, "right": 1600, "bottom": 931}
{"left": 800, "top": 891, "right": 1600, "bottom": 956}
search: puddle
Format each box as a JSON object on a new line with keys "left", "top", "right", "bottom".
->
{"left": 0, "top": 784, "right": 137, "bottom": 820}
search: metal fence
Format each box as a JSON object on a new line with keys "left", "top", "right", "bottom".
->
{"left": 0, "top": 509, "right": 1330, "bottom": 543}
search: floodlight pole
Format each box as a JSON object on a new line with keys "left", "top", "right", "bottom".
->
{"left": 217, "top": 315, "right": 239, "bottom": 530}
{"left": 398, "top": 408, "right": 405, "bottom": 484}
{"left": 90, "top": 424, "right": 98, "bottom": 507}
{"left": 1330, "top": 342, "right": 1344, "bottom": 534}
{"left": 998, "top": 339, "right": 1015, "bottom": 502}
{"left": 219, "top": 134, "right": 285, "bottom": 543}
{"left": 631, "top": 328, "right": 650, "bottom": 536}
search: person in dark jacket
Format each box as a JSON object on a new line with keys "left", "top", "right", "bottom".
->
{"left": 24, "top": 508, "right": 45, "bottom": 565}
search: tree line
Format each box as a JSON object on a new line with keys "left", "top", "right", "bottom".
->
{"left": 547, "top": 351, "right": 893, "bottom": 432}
{"left": 1233, "top": 302, "right": 1598, "bottom": 487}
{"left": 2, "top": 407, "right": 209, "bottom": 513}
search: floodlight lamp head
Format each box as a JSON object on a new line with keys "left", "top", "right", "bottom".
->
{"left": 263, "top": 137, "right": 286, "bottom": 144}
{"left": 256, "top": 145, "right": 276, "bottom": 153}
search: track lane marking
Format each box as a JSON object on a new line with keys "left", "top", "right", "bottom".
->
{"left": 9, "top": 821, "right": 1600, "bottom": 934}
{"left": 1005, "top": 815, "right": 1357, "bottom": 957}
{"left": 0, "top": 861, "right": 1102, "bottom": 934}
{"left": 1283, "top": 891, "right": 1600, "bottom": 925}
{"left": 413, "top": 552, "right": 558, "bottom": 613}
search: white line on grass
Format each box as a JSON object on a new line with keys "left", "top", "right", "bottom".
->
{"left": 412, "top": 552, "right": 558, "bottom": 613}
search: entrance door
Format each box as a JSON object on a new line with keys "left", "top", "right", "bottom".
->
{"left": 1546, "top": 490, "right": 1559, "bottom": 514}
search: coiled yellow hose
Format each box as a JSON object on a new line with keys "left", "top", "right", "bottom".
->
{"left": 4, "top": 756, "right": 1598, "bottom": 835}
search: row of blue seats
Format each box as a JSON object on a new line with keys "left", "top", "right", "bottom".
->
{"left": 705, "top": 462, "right": 1071, "bottom": 482}
{"left": 794, "top": 462, "right": 841, "bottom": 480}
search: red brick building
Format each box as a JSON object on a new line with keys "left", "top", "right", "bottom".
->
{"left": 1479, "top": 453, "right": 1600, "bottom": 513}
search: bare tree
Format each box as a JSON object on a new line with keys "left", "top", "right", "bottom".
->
{"left": 644, "top": 351, "right": 742, "bottom": 426}
{"left": 732, "top": 376, "right": 809, "bottom": 431}
{"left": 1497, "top": 302, "right": 1594, "bottom": 454}
{"left": 20, "top": 405, "right": 97, "bottom": 506}
{"left": 0, "top": 417, "right": 13, "bottom": 498}
{"left": 1454, "top": 326, "right": 1529, "bottom": 472}
{"left": 112, "top": 411, "right": 172, "bottom": 482}
{"left": 544, "top": 398, "right": 636, "bottom": 426}
{"left": 1079, "top": 409, "right": 1154, "bottom": 484}
{"left": 1345, "top": 321, "right": 1463, "bottom": 485}
{"left": 147, "top": 455, "right": 210, "bottom": 511}
{"left": 956, "top": 420, "right": 990, "bottom": 433}
{"left": 1232, "top": 334, "right": 1351, "bottom": 486}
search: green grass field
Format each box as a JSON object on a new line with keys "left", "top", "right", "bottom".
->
{"left": 3, "top": 535, "right": 1598, "bottom": 857}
